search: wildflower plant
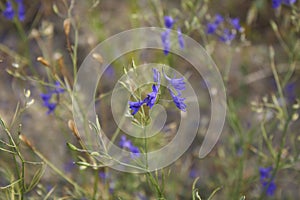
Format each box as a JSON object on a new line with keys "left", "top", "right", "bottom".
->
{"left": 0, "top": 0, "right": 300, "bottom": 199}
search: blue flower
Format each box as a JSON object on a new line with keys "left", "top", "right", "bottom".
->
{"left": 119, "top": 135, "right": 140, "bottom": 158}
{"left": 163, "top": 70, "right": 186, "bottom": 91}
{"left": 53, "top": 81, "right": 65, "bottom": 94}
{"left": 259, "top": 167, "right": 272, "bottom": 180}
{"left": 152, "top": 68, "right": 160, "bottom": 84}
{"left": 17, "top": 0, "right": 25, "bottom": 21}
{"left": 206, "top": 14, "right": 224, "bottom": 34}
{"left": 206, "top": 23, "right": 218, "bottom": 34}
{"left": 284, "top": 82, "right": 296, "bottom": 103}
{"left": 259, "top": 167, "right": 276, "bottom": 196}
{"left": 169, "top": 89, "right": 186, "bottom": 112}
{"left": 230, "top": 18, "right": 242, "bottom": 32}
{"left": 144, "top": 84, "right": 159, "bottom": 109}
{"left": 3, "top": 0, "right": 25, "bottom": 21}
{"left": 3, "top": 2, "right": 14, "bottom": 20}
{"left": 161, "top": 29, "right": 171, "bottom": 55}
{"left": 164, "top": 16, "right": 175, "bottom": 29}
{"left": 214, "top": 14, "right": 224, "bottom": 25}
{"left": 129, "top": 101, "right": 144, "bottom": 115}
{"left": 129, "top": 69, "right": 160, "bottom": 114}
{"left": 283, "top": 0, "right": 296, "bottom": 4}
{"left": 219, "top": 28, "right": 236, "bottom": 43}
{"left": 40, "top": 81, "right": 65, "bottom": 115}
{"left": 177, "top": 28, "right": 184, "bottom": 49}
{"left": 40, "top": 93, "right": 52, "bottom": 102}
{"left": 273, "top": 0, "right": 296, "bottom": 8}
{"left": 44, "top": 102, "right": 57, "bottom": 115}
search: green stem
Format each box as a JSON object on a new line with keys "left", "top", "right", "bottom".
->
{"left": 92, "top": 169, "right": 99, "bottom": 200}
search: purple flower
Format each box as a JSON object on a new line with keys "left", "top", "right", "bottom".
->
{"left": 283, "top": 0, "right": 296, "bottom": 4}
{"left": 164, "top": 16, "right": 175, "bottom": 29}
{"left": 206, "top": 14, "right": 224, "bottom": 34}
{"left": 169, "top": 89, "right": 186, "bottom": 112}
{"left": 119, "top": 135, "right": 140, "bottom": 158}
{"left": 163, "top": 70, "right": 186, "bottom": 91}
{"left": 230, "top": 18, "right": 242, "bottom": 32}
{"left": 206, "top": 23, "right": 218, "bottom": 34}
{"left": 144, "top": 84, "right": 159, "bottom": 109}
{"left": 3, "top": 0, "right": 25, "bottom": 21}
{"left": 273, "top": 0, "right": 296, "bottom": 8}
{"left": 129, "top": 100, "right": 144, "bottom": 115}
{"left": 177, "top": 28, "right": 184, "bottom": 49}
{"left": 214, "top": 14, "right": 224, "bottom": 25}
{"left": 152, "top": 68, "right": 160, "bottom": 84}
{"left": 219, "top": 28, "right": 236, "bottom": 43}
{"left": 259, "top": 167, "right": 276, "bottom": 196}
{"left": 161, "top": 29, "right": 171, "bottom": 55}
{"left": 259, "top": 167, "right": 272, "bottom": 180}
{"left": 3, "top": 2, "right": 14, "bottom": 20}
{"left": 17, "top": 0, "right": 25, "bottom": 21}
{"left": 40, "top": 81, "right": 65, "bottom": 115}
{"left": 99, "top": 172, "right": 109, "bottom": 180}
{"left": 44, "top": 102, "right": 57, "bottom": 115}
{"left": 53, "top": 81, "right": 65, "bottom": 94}
{"left": 284, "top": 82, "right": 296, "bottom": 103}
{"left": 40, "top": 93, "right": 52, "bottom": 102}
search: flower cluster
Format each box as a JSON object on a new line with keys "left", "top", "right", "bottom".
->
{"left": 206, "top": 14, "right": 243, "bottom": 44}
{"left": 161, "top": 16, "right": 184, "bottom": 55}
{"left": 272, "top": 0, "right": 296, "bottom": 8}
{"left": 119, "top": 135, "right": 140, "bottom": 158}
{"left": 40, "top": 81, "right": 65, "bottom": 115}
{"left": 259, "top": 167, "right": 276, "bottom": 196}
{"left": 128, "top": 68, "right": 186, "bottom": 115}
{"left": 163, "top": 69, "right": 187, "bottom": 112}
{"left": 129, "top": 68, "right": 160, "bottom": 115}
{"left": 2, "top": 0, "right": 25, "bottom": 21}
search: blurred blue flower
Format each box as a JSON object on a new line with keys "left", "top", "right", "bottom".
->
{"left": 214, "top": 14, "right": 224, "bottom": 25}
{"left": 273, "top": 0, "right": 296, "bottom": 8}
{"left": 17, "top": 0, "right": 25, "bottom": 21}
{"left": 230, "top": 18, "right": 242, "bottom": 32}
{"left": 177, "top": 28, "right": 184, "bottom": 49}
{"left": 129, "top": 69, "right": 160, "bottom": 114}
{"left": 259, "top": 167, "right": 272, "bottom": 180}
{"left": 259, "top": 167, "right": 276, "bottom": 196}
{"left": 40, "top": 81, "right": 65, "bottom": 115}
{"left": 53, "top": 81, "right": 65, "bottom": 94}
{"left": 272, "top": 0, "right": 282, "bottom": 8}
{"left": 206, "top": 14, "right": 224, "bottom": 34}
{"left": 3, "top": 0, "right": 25, "bottom": 21}
{"left": 152, "top": 68, "right": 160, "bottom": 84}
{"left": 164, "top": 16, "right": 175, "bottom": 29}
{"left": 129, "top": 100, "right": 144, "bottom": 115}
{"left": 40, "top": 93, "right": 52, "bottom": 102}
{"left": 144, "top": 84, "right": 159, "bottom": 109}
{"left": 99, "top": 171, "right": 109, "bottom": 180}
{"left": 169, "top": 89, "right": 186, "bottom": 112}
{"left": 219, "top": 29, "right": 236, "bottom": 43}
{"left": 44, "top": 102, "right": 57, "bottom": 115}
{"left": 284, "top": 82, "right": 296, "bottom": 103}
{"left": 206, "top": 23, "right": 218, "bottom": 34}
{"left": 163, "top": 70, "right": 186, "bottom": 91}
{"left": 3, "top": 2, "right": 14, "bottom": 20}
{"left": 161, "top": 29, "right": 171, "bottom": 55}
{"left": 119, "top": 135, "right": 140, "bottom": 158}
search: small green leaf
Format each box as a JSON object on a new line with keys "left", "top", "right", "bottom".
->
{"left": 26, "top": 164, "right": 46, "bottom": 192}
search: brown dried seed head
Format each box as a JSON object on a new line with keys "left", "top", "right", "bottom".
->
{"left": 64, "top": 18, "right": 71, "bottom": 37}
{"left": 68, "top": 120, "right": 81, "bottom": 141}
{"left": 19, "top": 134, "right": 34, "bottom": 150}
{"left": 37, "top": 57, "right": 50, "bottom": 67}
{"left": 92, "top": 53, "right": 103, "bottom": 64}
